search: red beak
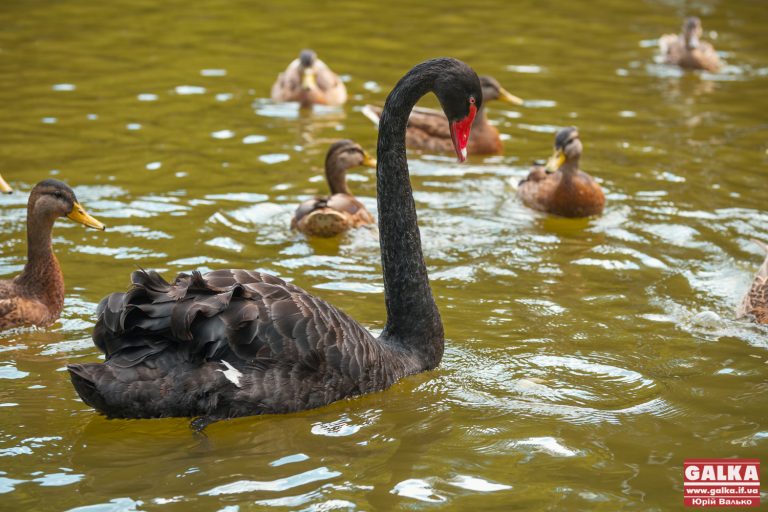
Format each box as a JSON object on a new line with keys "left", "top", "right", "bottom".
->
{"left": 449, "top": 103, "right": 477, "bottom": 163}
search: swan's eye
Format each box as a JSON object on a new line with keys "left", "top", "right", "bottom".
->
{"left": 469, "top": 97, "right": 476, "bottom": 105}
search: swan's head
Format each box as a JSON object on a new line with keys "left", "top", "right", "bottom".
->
{"left": 683, "top": 17, "right": 703, "bottom": 49}
{"left": 28, "top": 179, "right": 106, "bottom": 230}
{"left": 480, "top": 76, "right": 523, "bottom": 105}
{"left": 434, "top": 59, "right": 483, "bottom": 163}
{"left": 546, "top": 127, "right": 582, "bottom": 171}
{"left": 325, "top": 139, "right": 377, "bottom": 171}
{"left": 299, "top": 49, "right": 319, "bottom": 91}
{"left": 0, "top": 174, "right": 11, "bottom": 193}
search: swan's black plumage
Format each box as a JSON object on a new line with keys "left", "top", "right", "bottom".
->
{"left": 68, "top": 58, "right": 482, "bottom": 421}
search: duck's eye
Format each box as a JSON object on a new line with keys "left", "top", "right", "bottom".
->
{"left": 469, "top": 97, "right": 476, "bottom": 105}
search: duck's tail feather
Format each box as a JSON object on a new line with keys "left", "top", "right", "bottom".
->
{"left": 361, "top": 105, "right": 381, "bottom": 127}
{"left": 752, "top": 239, "right": 768, "bottom": 279}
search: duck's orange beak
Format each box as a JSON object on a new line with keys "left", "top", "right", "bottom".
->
{"left": 546, "top": 149, "right": 566, "bottom": 172}
{"left": 0, "top": 174, "right": 11, "bottom": 194}
{"left": 362, "top": 151, "right": 377, "bottom": 168}
{"left": 449, "top": 103, "right": 477, "bottom": 163}
{"left": 67, "top": 202, "right": 106, "bottom": 230}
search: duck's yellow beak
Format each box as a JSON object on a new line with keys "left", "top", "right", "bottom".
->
{"left": 362, "top": 151, "right": 377, "bottom": 168}
{"left": 0, "top": 174, "right": 11, "bottom": 194}
{"left": 302, "top": 69, "right": 318, "bottom": 91}
{"left": 498, "top": 87, "right": 524, "bottom": 106}
{"left": 67, "top": 202, "right": 106, "bottom": 230}
{"left": 545, "top": 149, "right": 566, "bottom": 172}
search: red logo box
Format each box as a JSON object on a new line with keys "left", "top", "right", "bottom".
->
{"left": 684, "top": 459, "right": 761, "bottom": 507}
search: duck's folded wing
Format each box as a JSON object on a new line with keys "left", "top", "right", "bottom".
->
{"left": 93, "top": 269, "right": 373, "bottom": 370}
{"left": 406, "top": 107, "right": 451, "bottom": 138}
{"left": 362, "top": 105, "right": 451, "bottom": 138}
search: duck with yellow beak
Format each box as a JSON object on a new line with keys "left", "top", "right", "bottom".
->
{"left": 292, "top": 140, "right": 377, "bottom": 237}
{"left": 362, "top": 75, "right": 523, "bottom": 155}
{"left": 517, "top": 127, "right": 605, "bottom": 218}
{"left": 0, "top": 179, "right": 105, "bottom": 330}
{"left": 271, "top": 49, "right": 347, "bottom": 108}
{"left": 0, "top": 174, "right": 12, "bottom": 193}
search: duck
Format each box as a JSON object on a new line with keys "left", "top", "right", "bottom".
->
{"left": 67, "top": 57, "right": 483, "bottom": 426}
{"left": 0, "top": 179, "right": 105, "bottom": 331}
{"left": 271, "top": 49, "right": 347, "bottom": 107}
{"left": 659, "top": 17, "right": 721, "bottom": 72}
{"left": 362, "top": 75, "right": 521, "bottom": 155}
{"left": 517, "top": 127, "right": 605, "bottom": 218}
{"left": 0, "top": 174, "right": 11, "bottom": 193}
{"left": 292, "top": 140, "right": 377, "bottom": 237}
{"left": 736, "top": 240, "right": 768, "bottom": 324}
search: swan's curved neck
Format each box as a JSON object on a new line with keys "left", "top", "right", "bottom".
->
{"left": 376, "top": 61, "right": 445, "bottom": 364}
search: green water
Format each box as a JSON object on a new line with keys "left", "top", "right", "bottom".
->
{"left": 1, "top": 0, "right": 767, "bottom": 510}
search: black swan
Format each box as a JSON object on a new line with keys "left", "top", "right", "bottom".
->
{"left": 1, "top": 179, "right": 104, "bottom": 331}
{"left": 68, "top": 58, "right": 482, "bottom": 425}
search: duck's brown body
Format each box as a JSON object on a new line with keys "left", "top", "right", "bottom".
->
{"left": 737, "top": 240, "right": 768, "bottom": 324}
{"left": 517, "top": 128, "right": 605, "bottom": 218}
{"left": 518, "top": 167, "right": 605, "bottom": 218}
{"left": 659, "top": 17, "right": 721, "bottom": 72}
{"left": 292, "top": 140, "right": 376, "bottom": 237}
{"left": 0, "top": 258, "right": 65, "bottom": 329}
{"left": 0, "top": 179, "right": 104, "bottom": 331}
{"left": 362, "top": 76, "right": 520, "bottom": 156}
{"left": 292, "top": 195, "right": 375, "bottom": 238}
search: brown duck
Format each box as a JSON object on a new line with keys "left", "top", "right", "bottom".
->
{"left": 659, "top": 17, "right": 721, "bottom": 72}
{"left": 0, "top": 179, "right": 105, "bottom": 330}
{"left": 362, "top": 75, "right": 522, "bottom": 155}
{"left": 0, "top": 174, "right": 11, "bottom": 193}
{"left": 292, "top": 140, "right": 376, "bottom": 237}
{"left": 271, "top": 49, "right": 347, "bottom": 107}
{"left": 517, "top": 127, "right": 605, "bottom": 218}
{"left": 736, "top": 240, "right": 768, "bottom": 324}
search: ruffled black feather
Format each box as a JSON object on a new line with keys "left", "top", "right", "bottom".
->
{"left": 69, "top": 269, "right": 413, "bottom": 419}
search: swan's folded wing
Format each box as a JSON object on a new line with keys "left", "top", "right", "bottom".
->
{"left": 93, "top": 269, "right": 374, "bottom": 371}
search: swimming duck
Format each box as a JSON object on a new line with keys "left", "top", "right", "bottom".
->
{"left": 292, "top": 140, "right": 377, "bottom": 237}
{"left": 659, "top": 17, "right": 721, "bottom": 72}
{"left": 67, "top": 57, "right": 483, "bottom": 426}
{"left": 362, "top": 75, "right": 522, "bottom": 155}
{"left": 271, "top": 49, "right": 347, "bottom": 107}
{"left": 736, "top": 240, "right": 768, "bottom": 324}
{"left": 0, "top": 174, "right": 11, "bottom": 193}
{"left": 517, "top": 127, "right": 605, "bottom": 218}
{"left": 0, "top": 179, "right": 105, "bottom": 331}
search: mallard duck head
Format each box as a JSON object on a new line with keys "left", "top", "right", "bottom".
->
{"left": 325, "top": 139, "right": 376, "bottom": 171}
{"left": 546, "top": 127, "right": 582, "bottom": 171}
{"left": 29, "top": 179, "right": 105, "bottom": 230}
{"left": 683, "top": 17, "right": 704, "bottom": 49}
{"left": 299, "top": 49, "right": 319, "bottom": 91}
{"left": 479, "top": 76, "right": 523, "bottom": 105}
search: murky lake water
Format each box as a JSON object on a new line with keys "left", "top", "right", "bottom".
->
{"left": 1, "top": 0, "right": 767, "bottom": 510}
